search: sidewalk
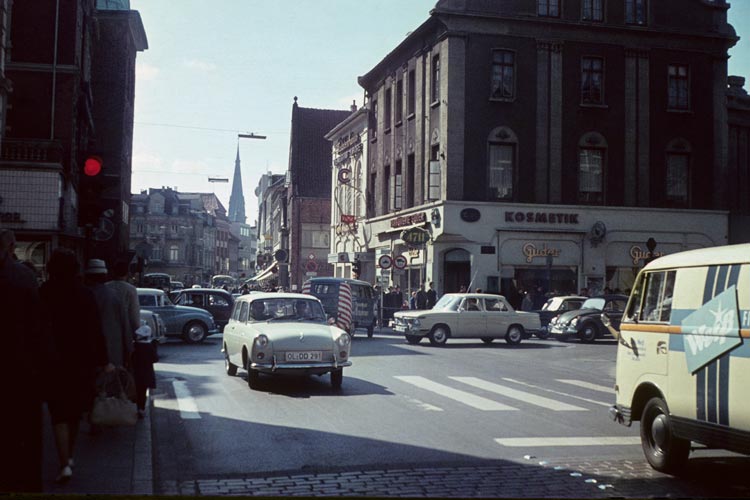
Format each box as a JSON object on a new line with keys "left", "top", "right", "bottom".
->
{"left": 41, "top": 398, "right": 153, "bottom": 495}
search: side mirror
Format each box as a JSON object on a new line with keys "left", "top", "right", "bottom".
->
{"left": 601, "top": 312, "right": 619, "bottom": 340}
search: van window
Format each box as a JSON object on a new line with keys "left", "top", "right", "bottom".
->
{"left": 310, "top": 283, "right": 337, "bottom": 296}
{"left": 638, "top": 270, "right": 676, "bottom": 322}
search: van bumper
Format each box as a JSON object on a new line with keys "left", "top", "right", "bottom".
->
{"left": 609, "top": 404, "right": 633, "bottom": 427}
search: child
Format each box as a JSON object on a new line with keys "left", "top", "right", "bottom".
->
{"left": 132, "top": 320, "right": 158, "bottom": 418}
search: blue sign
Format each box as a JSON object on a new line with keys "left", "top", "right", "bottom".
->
{"left": 682, "top": 286, "right": 742, "bottom": 374}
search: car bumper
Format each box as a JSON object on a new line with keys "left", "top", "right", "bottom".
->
{"left": 609, "top": 404, "right": 632, "bottom": 427}
{"left": 549, "top": 325, "right": 577, "bottom": 339}
{"left": 393, "top": 324, "right": 425, "bottom": 335}
{"left": 251, "top": 359, "right": 352, "bottom": 375}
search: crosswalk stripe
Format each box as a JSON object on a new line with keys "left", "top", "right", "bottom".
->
{"left": 450, "top": 377, "right": 586, "bottom": 411}
{"left": 495, "top": 437, "right": 641, "bottom": 447}
{"left": 502, "top": 378, "right": 611, "bottom": 407}
{"left": 394, "top": 376, "right": 517, "bottom": 411}
{"left": 173, "top": 380, "right": 201, "bottom": 419}
{"left": 556, "top": 379, "right": 613, "bottom": 393}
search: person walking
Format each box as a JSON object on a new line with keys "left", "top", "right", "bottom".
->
{"left": 132, "top": 319, "right": 158, "bottom": 419}
{"left": 0, "top": 230, "right": 44, "bottom": 493}
{"left": 426, "top": 282, "right": 438, "bottom": 309}
{"left": 416, "top": 286, "right": 428, "bottom": 310}
{"left": 106, "top": 260, "right": 140, "bottom": 346}
{"left": 40, "top": 248, "right": 109, "bottom": 483}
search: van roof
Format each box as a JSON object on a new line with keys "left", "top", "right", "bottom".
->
{"left": 644, "top": 243, "right": 750, "bottom": 271}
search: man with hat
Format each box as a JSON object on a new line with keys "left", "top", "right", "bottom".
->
{"left": 85, "top": 259, "right": 132, "bottom": 371}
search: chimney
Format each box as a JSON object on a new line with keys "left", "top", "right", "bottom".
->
{"left": 351, "top": 100, "right": 358, "bottom": 112}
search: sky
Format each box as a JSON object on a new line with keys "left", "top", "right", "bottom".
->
{"left": 130, "top": 0, "right": 750, "bottom": 225}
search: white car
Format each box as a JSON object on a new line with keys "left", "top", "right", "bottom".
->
{"left": 222, "top": 292, "right": 352, "bottom": 389}
{"left": 393, "top": 293, "right": 541, "bottom": 346}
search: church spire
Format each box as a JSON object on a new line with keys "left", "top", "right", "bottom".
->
{"left": 228, "top": 143, "right": 246, "bottom": 223}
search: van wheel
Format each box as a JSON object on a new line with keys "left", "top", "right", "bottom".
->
{"left": 579, "top": 323, "right": 598, "bottom": 343}
{"left": 640, "top": 397, "right": 690, "bottom": 474}
{"left": 223, "top": 345, "right": 237, "bottom": 376}
{"left": 428, "top": 326, "right": 449, "bottom": 346}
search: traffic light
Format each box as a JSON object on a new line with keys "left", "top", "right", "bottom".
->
{"left": 78, "top": 155, "right": 105, "bottom": 226}
{"left": 352, "top": 258, "right": 361, "bottom": 279}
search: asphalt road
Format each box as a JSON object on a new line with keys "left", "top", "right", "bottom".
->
{"left": 149, "top": 331, "right": 750, "bottom": 497}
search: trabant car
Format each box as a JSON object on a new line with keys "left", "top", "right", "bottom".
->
{"left": 169, "top": 288, "right": 234, "bottom": 332}
{"left": 548, "top": 294, "right": 628, "bottom": 343}
{"left": 137, "top": 288, "right": 219, "bottom": 343}
{"left": 393, "top": 293, "right": 541, "bottom": 346}
{"left": 531, "top": 295, "right": 587, "bottom": 339}
{"left": 222, "top": 292, "right": 352, "bottom": 389}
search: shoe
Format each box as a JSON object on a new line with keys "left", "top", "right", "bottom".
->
{"left": 56, "top": 465, "right": 72, "bottom": 483}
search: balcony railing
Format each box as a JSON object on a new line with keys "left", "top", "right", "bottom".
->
{"left": 1, "top": 139, "right": 64, "bottom": 163}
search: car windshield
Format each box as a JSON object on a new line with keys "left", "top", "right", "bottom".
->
{"left": 249, "top": 298, "right": 326, "bottom": 322}
{"left": 581, "top": 298, "right": 606, "bottom": 310}
{"left": 432, "top": 295, "right": 462, "bottom": 312}
{"left": 542, "top": 297, "right": 565, "bottom": 311}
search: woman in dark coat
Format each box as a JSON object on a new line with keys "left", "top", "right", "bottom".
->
{"left": 40, "top": 249, "right": 109, "bottom": 482}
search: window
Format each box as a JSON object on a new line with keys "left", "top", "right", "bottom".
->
{"left": 431, "top": 54, "right": 440, "bottom": 104}
{"left": 625, "top": 0, "right": 647, "bottom": 25}
{"left": 384, "top": 87, "right": 392, "bottom": 130}
{"left": 668, "top": 64, "right": 690, "bottom": 110}
{"left": 151, "top": 246, "right": 162, "bottom": 261}
{"left": 488, "top": 143, "right": 514, "bottom": 199}
{"left": 391, "top": 160, "right": 403, "bottom": 211}
{"left": 383, "top": 164, "right": 391, "bottom": 213}
{"left": 395, "top": 78, "right": 403, "bottom": 124}
{"left": 538, "top": 0, "right": 560, "bottom": 17}
{"left": 169, "top": 245, "right": 179, "bottom": 261}
{"left": 407, "top": 69, "right": 416, "bottom": 116}
{"left": 428, "top": 158, "right": 441, "bottom": 202}
{"left": 581, "top": 57, "right": 604, "bottom": 104}
{"left": 582, "top": 0, "right": 603, "bottom": 21}
{"left": 666, "top": 153, "right": 689, "bottom": 206}
{"left": 578, "top": 147, "right": 604, "bottom": 204}
{"left": 406, "top": 154, "right": 415, "bottom": 208}
{"left": 491, "top": 50, "right": 515, "bottom": 100}
{"left": 370, "top": 97, "right": 378, "bottom": 134}
{"left": 638, "top": 271, "right": 676, "bottom": 322}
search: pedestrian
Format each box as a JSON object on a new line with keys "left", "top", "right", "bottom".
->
{"left": 426, "top": 281, "right": 438, "bottom": 309}
{"left": 416, "top": 286, "right": 427, "bottom": 310}
{"left": 409, "top": 291, "right": 417, "bottom": 310}
{"left": 41, "top": 248, "right": 109, "bottom": 483}
{"left": 132, "top": 319, "right": 158, "bottom": 419}
{"left": 0, "top": 230, "right": 45, "bottom": 493}
{"left": 384, "top": 286, "right": 395, "bottom": 322}
{"left": 521, "top": 290, "right": 533, "bottom": 311}
{"left": 85, "top": 259, "right": 133, "bottom": 370}
{"left": 106, "top": 260, "right": 141, "bottom": 348}
{"left": 393, "top": 285, "right": 404, "bottom": 311}
{"left": 459, "top": 284, "right": 467, "bottom": 293}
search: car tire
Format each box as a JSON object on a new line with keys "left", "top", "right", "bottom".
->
{"left": 579, "top": 323, "right": 599, "bottom": 343}
{"left": 331, "top": 368, "right": 343, "bottom": 389}
{"left": 428, "top": 325, "right": 449, "bottom": 346}
{"left": 481, "top": 337, "right": 494, "bottom": 344}
{"left": 640, "top": 397, "right": 690, "bottom": 474}
{"left": 505, "top": 325, "right": 524, "bottom": 345}
{"left": 223, "top": 345, "right": 237, "bottom": 376}
{"left": 182, "top": 321, "right": 207, "bottom": 344}
{"left": 405, "top": 335, "right": 421, "bottom": 345}
{"left": 247, "top": 368, "right": 261, "bottom": 389}
{"left": 367, "top": 321, "right": 374, "bottom": 338}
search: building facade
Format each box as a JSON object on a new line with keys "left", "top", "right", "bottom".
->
{"left": 353, "top": 0, "right": 737, "bottom": 302}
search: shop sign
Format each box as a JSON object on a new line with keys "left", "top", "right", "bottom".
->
{"left": 340, "top": 214, "right": 356, "bottom": 224}
{"left": 505, "top": 211, "right": 580, "bottom": 224}
{"left": 408, "top": 247, "right": 421, "bottom": 257}
{"left": 390, "top": 212, "right": 426, "bottom": 228}
{"left": 630, "top": 245, "right": 665, "bottom": 265}
{"left": 401, "top": 227, "right": 430, "bottom": 246}
{"left": 337, "top": 168, "right": 351, "bottom": 184}
{"left": 522, "top": 243, "right": 561, "bottom": 263}
{"left": 460, "top": 208, "right": 481, "bottom": 223}
{"left": 335, "top": 132, "right": 362, "bottom": 153}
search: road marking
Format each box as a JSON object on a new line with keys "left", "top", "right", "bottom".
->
{"left": 502, "top": 378, "right": 611, "bottom": 407}
{"left": 450, "top": 377, "right": 586, "bottom": 411}
{"left": 495, "top": 437, "right": 641, "bottom": 447}
{"left": 173, "top": 380, "right": 201, "bottom": 419}
{"left": 402, "top": 396, "right": 444, "bottom": 412}
{"left": 395, "top": 376, "right": 517, "bottom": 411}
{"left": 556, "top": 379, "right": 613, "bottom": 393}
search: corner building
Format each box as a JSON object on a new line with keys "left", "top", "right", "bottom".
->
{"left": 356, "top": 0, "right": 737, "bottom": 302}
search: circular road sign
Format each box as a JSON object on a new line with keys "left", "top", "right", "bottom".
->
{"left": 305, "top": 260, "right": 318, "bottom": 272}
{"left": 393, "top": 255, "right": 407, "bottom": 269}
{"left": 378, "top": 254, "right": 393, "bottom": 269}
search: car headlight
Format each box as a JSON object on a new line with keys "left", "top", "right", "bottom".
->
{"left": 570, "top": 318, "right": 579, "bottom": 327}
{"left": 550, "top": 316, "right": 559, "bottom": 325}
{"left": 336, "top": 332, "right": 351, "bottom": 347}
{"left": 410, "top": 318, "right": 421, "bottom": 327}
{"left": 255, "top": 334, "right": 269, "bottom": 348}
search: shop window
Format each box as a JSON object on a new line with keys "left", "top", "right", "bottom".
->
{"left": 581, "top": 57, "right": 605, "bottom": 105}
{"left": 491, "top": 50, "right": 515, "bottom": 100}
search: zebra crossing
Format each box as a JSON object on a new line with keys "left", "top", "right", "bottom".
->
{"left": 393, "top": 375, "right": 612, "bottom": 413}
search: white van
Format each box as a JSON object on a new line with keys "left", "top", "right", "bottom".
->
{"left": 608, "top": 243, "right": 750, "bottom": 474}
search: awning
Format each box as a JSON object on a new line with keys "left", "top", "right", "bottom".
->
{"left": 247, "top": 263, "right": 278, "bottom": 283}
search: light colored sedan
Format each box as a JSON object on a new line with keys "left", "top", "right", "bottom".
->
{"left": 222, "top": 292, "right": 352, "bottom": 390}
{"left": 393, "top": 293, "right": 541, "bottom": 346}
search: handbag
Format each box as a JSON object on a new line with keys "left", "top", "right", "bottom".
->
{"left": 90, "top": 371, "right": 137, "bottom": 426}
{"left": 117, "top": 366, "right": 137, "bottom": 403}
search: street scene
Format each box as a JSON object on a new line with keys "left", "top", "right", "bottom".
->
{"left": 2, "top": 0, "right": 750, "bottom": 497}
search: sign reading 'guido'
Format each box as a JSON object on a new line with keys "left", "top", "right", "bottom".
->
{"left": 505, "top": 211, "right": 580, "bottom": 224}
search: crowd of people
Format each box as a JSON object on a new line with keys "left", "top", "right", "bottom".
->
{"left": 0, "top": 229, "right": 157, "bottom": 492}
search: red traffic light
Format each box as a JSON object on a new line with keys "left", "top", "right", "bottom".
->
{"left": 84, "top": 156, "right": 103, "bottom": 176}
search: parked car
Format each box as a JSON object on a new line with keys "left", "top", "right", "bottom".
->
{"left": 139, "top": 309, "right": 166, "bottom": 344}
{"left": 169, "top": 288, "right": 234, "bottom": 332}
{"left": 222, "top": 292, "right": 352, "bottom": 389}
{"left": 393, "top": 293, "right": 541, "bottom": 346}
{"left": 548, "top": 294, "right": 629, "bottom": 342}
{"left": 531, "top": 295, "right": 587, "bottom": 339}
{"left": 137, "top": 288, "right": 219, "bottom": 343}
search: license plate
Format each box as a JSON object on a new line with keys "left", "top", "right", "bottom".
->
{"left": 285, "top": 351, "right": 322, "bottom": 362}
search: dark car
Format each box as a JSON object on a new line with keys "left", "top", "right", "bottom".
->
{"left": 531, "top": 295, "right": 587, "bottom": 339}
{"left": 169, "top": 288, "right": 235, "bottom": 332}
{"left": 548, "top": 294, "right": 629, "bottom": 343}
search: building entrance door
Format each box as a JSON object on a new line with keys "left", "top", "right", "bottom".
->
{"left": 443, "top": 248, "right": 471, "bottom": 294}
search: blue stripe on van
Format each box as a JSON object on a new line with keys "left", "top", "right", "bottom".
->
{"left": 696, "top": 266, "right": 719, "bottom": 423}
{"left": 706, "top": 362, "right": 718, "bottom": 424}
{"left": 702, "top": 266, "right": 718, "bottom": 305}
{"left": 719, "top": 354, "right": 730, "bottom": 425}
{"left": 696, "top": 369, "right": 707, "bottom": 421}
{"left": 715, "top": 265, "right": 729, "bottom": 295}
